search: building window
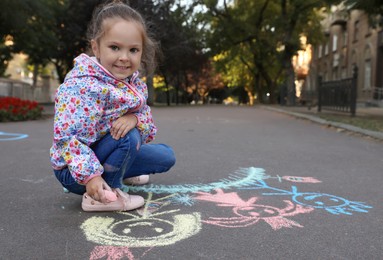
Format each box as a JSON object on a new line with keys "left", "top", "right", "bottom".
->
{"left": 332, "top": 34, "right": 338, "bottom": 52}
{"left": 325, "top": 41, "right": 329, "bottom": 55}
{"left": 364, "top": 60, "right": 371, "bottom": 89}
{"left": 333, "top": 67, "right": 338, "bottom": 80}
{"left": 342, "top": 31, "right": 348, "bottom": 46}
{"left": 354, "top": 21, "right": 359, "bottom": 41}
{"left": 318, "top": 45, "right": 322, "bottom": 58}
{"left": 364, "top": 46, "right": 372, "bottom": 89}
{"left": 366, "top": 24, "right": 372, "bottom": 37}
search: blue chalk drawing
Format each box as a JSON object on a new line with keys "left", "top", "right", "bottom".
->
{"left": 124, "top": 167, "right": 266, "bottom": 194}
{"left": 0, "top": 131, "right": 28, "bottom": 141}
{"left": 169, "top": 194, "right": 195, "bottom": 206}
{"left": 126, "top": 167, "right": 372, "bottom": 216}
{"left": 241, "top": 179, "right": 372, "bottom": 215}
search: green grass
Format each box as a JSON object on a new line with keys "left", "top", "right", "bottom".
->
{"left": 316, "top": 114, "right": 383, "bottom": 132}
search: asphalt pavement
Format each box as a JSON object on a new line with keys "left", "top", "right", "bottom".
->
{"left": 1, "top": 105, "right": 382, "bottom": 259}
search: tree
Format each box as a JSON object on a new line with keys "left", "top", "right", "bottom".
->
{"left": 131, "top": 0, "right": 209, "bottom": 105}
{"left": 2, "top": 0, "right": 99, "bottom": 83}
{"left": 276, "top": 0, "right": 341, "bottom": 105}
{"left": 0, "top": 0, "right": 35, "bottom": 77}
{"left": 199, "top": 0, "right": 285, "bottom": 103}
{"left": 1, "top": 0, "right": 209, "bottom": 100}
{"left": 11, "top": 0, "right": 58, "bottom": 86}
{"left": 47, "top": 0, "right": 100, "bottom": 82}
{"left": 199, "top": 0, "right": 340, "bottom": 105}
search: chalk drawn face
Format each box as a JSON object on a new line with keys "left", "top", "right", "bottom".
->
{"left": 293, "top": 193, "right": 346, "bottom": 208}
{"left": 112, "top": 219, "right": 177, "bottom": 239}
{"left": 81, "top": 213, "right": 202, "bottom": 247}
{"left": 234, "top": 205, "right": 281, "bottom": 218}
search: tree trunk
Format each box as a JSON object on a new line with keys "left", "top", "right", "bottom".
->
{"left": 286, "top": 62, "right": 296, "bottom": 106}
{"left": 176, "top": 73, "right": 180, "bottom": 105}
{"left": 164, "top": 75, "right": 170, "bottom": 106}
{"left": 32, "top": 65, "right": 38, "bottom": 88}
{"left": 146, "top": 75, "right": 154, "bottom": 106}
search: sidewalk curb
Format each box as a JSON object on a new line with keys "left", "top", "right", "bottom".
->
{"left": 262, "top": 106, "right": 383, "bottom": 141}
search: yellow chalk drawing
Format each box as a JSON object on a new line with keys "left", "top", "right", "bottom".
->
{"left": 81, "top": 192, "right": 202, "bottom": 247}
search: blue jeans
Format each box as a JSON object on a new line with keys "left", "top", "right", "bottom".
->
{"left": 54, "top": 128, "right": 175, "bottom": 195}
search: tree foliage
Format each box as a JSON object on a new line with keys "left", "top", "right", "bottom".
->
{"left": 1, "top": 0, "right": 349, "bottom": 106}
{"left": 0, "top": 0, "right": 99, "bottom": 81}
{"left": 0, "top": 0, "right": 34, "bottom": 76}
{"left": 0, "top": 0, "right": 209, "bottom": 105}
{"left": 199, "top": 0, "right": 340, "bottom": 104}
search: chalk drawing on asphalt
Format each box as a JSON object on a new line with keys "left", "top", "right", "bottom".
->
{"left": 240, "top": 179, "right": 372, "bottom": 215}
{"left": 124, "top": 167, "right": 266, "bottom": 194}
{"left": 89, "top": 246, "right": 154, "bottom": 260}
{"left": 80, "top": 167, "right": 373, "bottom": 259}
{"left": 194, "top": 188, "right": 314, "bottom": 229}
{"left": 81, "top": 192, "right": 202, "bottom": 248}
{"left": 0, "top": 131, "right": 28, "bottom": 141}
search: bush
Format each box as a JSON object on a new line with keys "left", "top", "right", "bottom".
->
{"left": 0, "top": 97, "right": 43, "bottom": 122}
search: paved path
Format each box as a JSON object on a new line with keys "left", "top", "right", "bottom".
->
{"left": 1, "top": 106, "right": 382, "bottom": 259}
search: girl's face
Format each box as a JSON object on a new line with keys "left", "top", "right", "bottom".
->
{"left": 91, "top": 18, "right": 143, "bottom": 80}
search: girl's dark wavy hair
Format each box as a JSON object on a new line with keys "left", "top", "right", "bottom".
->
{"left": 86, "top": 0, "right": 159, "bottom": 76}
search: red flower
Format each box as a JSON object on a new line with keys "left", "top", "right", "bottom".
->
{"left": 0, "top": 97, "right": 43, "bottom": 122}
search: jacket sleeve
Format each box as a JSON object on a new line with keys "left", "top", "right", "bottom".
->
{"left": 132, "top": 78, "right": 157, "bottom": 143}
{"left": 134, "top": 104, "right": 157, "bottom": 143}
{"left": 52, "top": 81, "right": 104, "bottom": 184}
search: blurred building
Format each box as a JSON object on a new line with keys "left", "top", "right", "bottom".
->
{"left": 1, "top": 53, "right": 59, "bottom": 102}
{"left": 304, "top": 5, "right": 383, "bottom": 107}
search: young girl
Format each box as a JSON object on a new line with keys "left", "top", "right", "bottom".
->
{"left": 50, "top": 1, "right": 175, "bottom": 212}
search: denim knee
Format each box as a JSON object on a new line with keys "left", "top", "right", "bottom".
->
{"left": 161, "top": 144, "right": 176, "bottom": 170}
{"left": 54, "top": 168, "right": 86, "bottom": 195}
{"left": 102, "top": 128, "right": 142, "bottom": 188}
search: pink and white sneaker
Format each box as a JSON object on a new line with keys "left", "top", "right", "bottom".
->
{"left": 81, "top": 188, "right": 144, "bottom": 212}
{"left": 123, "top": 175, "right": 149, "bottom": 185}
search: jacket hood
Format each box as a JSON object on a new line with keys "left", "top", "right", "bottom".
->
{"left": 65, "top": 53, "right": 139, "bottom": 85}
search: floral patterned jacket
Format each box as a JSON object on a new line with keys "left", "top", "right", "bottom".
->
{"left": 50, "top": 54, "right": 157, "bottom": 184}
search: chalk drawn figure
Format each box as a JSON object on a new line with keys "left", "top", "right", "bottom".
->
{"left": 90, "top": 246, "right": 153, "bottom": 260}
{"left": 0, "top": 131, "right": 28, "bottom": 141}
{"left": 194, "top": 189, "right": 313, "bottom": 229}
{"left": 81, "top": 192, "right": 202, "bottom": 248}
{"left": 80, "top": 167, "right": 373, "bottom": 259}
{"left": 81, "top": 213, "right": 200, "bottom": 247}
{"left": 243, "top": 180, "right": 372, "bottom": 215}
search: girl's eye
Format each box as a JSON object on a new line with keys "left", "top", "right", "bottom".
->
{"left": 110, "top": 45, "right": 119, "bottom": 51}
{"left": 130, "top": 48, "right": 140, "bottom": 53}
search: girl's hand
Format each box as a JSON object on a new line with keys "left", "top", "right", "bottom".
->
{"left": 86, "top": 176, "right": 112, "bottom": 203}
{"left": 111, "top": 114, "right": 137, "bottom": 140}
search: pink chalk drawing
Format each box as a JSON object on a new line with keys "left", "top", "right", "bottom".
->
{"left": 89, "top": 246, "right": 153, "bottom": 260}
{"left": 90, "top": 246, "right": 134, "bottom": 260}
{"left": 193, "top": 189, "right": 314, "bottom": 230}
{"left": 282, "top": 176, "right": 321, "bottom": 183}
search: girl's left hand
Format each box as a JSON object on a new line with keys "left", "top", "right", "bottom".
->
{"left": 111, "top": 114, "right": 137, "bottom": 140}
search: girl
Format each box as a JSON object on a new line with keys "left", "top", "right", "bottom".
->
{"left": 50, "top": 0, "right": 175, "bottom": 212}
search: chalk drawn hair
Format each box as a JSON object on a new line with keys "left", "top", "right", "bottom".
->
{"left": 87, "top": 0, "right": 159, "bottom": 75}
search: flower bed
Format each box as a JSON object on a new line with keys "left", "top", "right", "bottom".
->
{"left": 0, "top": 97, "right": 43, "bottom": 122}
